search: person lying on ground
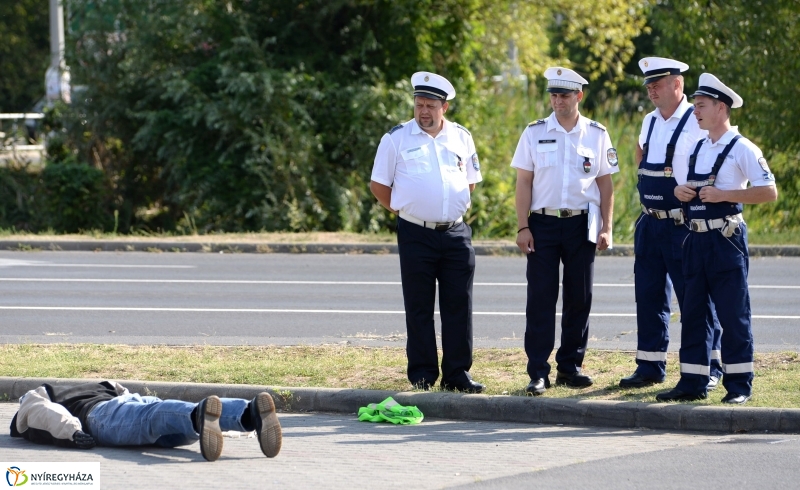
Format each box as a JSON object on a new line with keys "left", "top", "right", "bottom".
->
{"left": 9, "top": 380, "right": 282, "bottom": 461}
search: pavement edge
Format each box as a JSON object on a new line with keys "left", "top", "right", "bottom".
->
{"left": 2, "top": 377, "right": 797, "bottom": 434}
{"left": 1, "top": 240, "right": 799, "bottom": 256}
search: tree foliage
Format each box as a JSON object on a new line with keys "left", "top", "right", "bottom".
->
{"left": 649, "top": 0, "right": 800, "bottom": 153}
{"left": 0, "top": 0, "right": 50, "bottom": 112}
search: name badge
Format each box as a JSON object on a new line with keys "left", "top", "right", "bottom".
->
{"left": 401, "top": 145, "right": 429, "bottom": 160}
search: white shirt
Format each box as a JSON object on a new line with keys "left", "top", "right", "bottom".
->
{"left": 510, "top": 112, "right": 618, "bottom": 210}
{"left": 690, "top": 127, "right": 775, "bottom": 190}
{"left": 638, "top": 96, "right": 707, "bottom": 185}
{"left": 371, "top": 118, "right": 482, "bottom": 222}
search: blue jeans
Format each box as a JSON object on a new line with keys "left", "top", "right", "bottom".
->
{"left": 85, "top": 394, "right": 249, "bottom": 448}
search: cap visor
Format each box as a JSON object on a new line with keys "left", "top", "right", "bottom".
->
{"left": 546, "top": 87, "right": 577, "bottom": 94}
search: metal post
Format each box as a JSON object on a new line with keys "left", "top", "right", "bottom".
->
{"left": 47, "top": 0, "right": 70, "bottom": 103}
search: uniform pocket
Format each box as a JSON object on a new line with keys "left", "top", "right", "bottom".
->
{"left": 401, "top": 145, "right": 432, "bottom": 175}
{"left": 576, "top": 146, "right": 596, "bottom": 173}
{"left": 536, "top": 142, "right": 558, "bottom": 168}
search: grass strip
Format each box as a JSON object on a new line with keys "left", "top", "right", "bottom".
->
{"left": 1, "top": 344, "right": 798, "bottom": 408}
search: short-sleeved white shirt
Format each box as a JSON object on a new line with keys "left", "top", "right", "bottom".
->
{"left": 638, "top": 96, "right": 707, "bottom": 185}
{"left": 689, "top": 127, "right": 776, "bottom": 190}
{"left": 510, "top": 112, "right": 618, "bottom": 211}
{"left": 371, "top": 118, "right": 482, "bottom": 222}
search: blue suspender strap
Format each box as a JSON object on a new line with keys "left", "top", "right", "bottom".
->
{"left": 708, "top": 135, "right": 742, "bottom": 185}
{"left": 688, "top": 139, "right": 705, "bottom": 169}
{"left": 640, "top": 117, "right": 657, "bottom": 168}
{"left": 664, "top": 109, "right": 694, "bottom": 166}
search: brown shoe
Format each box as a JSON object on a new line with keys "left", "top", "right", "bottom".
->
{"left": 253, "top": 393, "right": 282, "bottom": 458}
{"left": 196, "top": 396, "right": 223, "bottom": 462}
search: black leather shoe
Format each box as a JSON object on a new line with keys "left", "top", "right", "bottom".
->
{"left": 721, "top": 392, "right": 751, "bottom": 404}
{"left": 707, "top": 375, "right": 720, "bottom": 391}
{"left": 655, "top": 388, "right": 708, "bottom": 402}
{"left": 195, "top": 396, "right": 223, "bottom": 461}
{"left": 441, "top": 373, "right": 485, "bottom": 393}
{"left": 251, "top": 393, "right": 282, "bottom": 458}
{"left": 555, "top": 371, "right": 593, "bottom": 388}
{"left": 525, "top": 378, "right": 550, "bottom": 396}
{"left": 619, "top": 372, "right": 664, "bottom": 388}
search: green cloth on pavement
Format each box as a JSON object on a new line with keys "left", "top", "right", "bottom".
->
{"left": 358, "top": 397, "right": 424, "bottom": 425}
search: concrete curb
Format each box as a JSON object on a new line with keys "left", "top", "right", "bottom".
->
{"left": 1, "top": 240, "right": 799, "bottom": 256}
{"left": 2, "top": 377, "right": 798, "bottom": 433}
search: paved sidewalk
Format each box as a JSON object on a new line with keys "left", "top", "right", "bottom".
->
{"left": 1, "top": 403, "right": 726, "bottom": 489}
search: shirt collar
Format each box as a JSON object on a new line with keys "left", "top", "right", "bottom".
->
{"left": 546, "top": 111, "right": 583, "bottom": 134}
{"left": 656, "top": 95, "right": 693, "bottom": 121}
{"left": 708, "top": 126, "right": 740, "bottom": 147}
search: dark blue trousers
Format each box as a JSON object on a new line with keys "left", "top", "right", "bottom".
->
{"left": 397, "top": 218, "right": 475, "bottom": 386}
{"left": 525, "top": 212, "right": 595, "bottom": 380}
{"left": 634, "top": 215, "right": 724, "bottom": 380}
{"left": 677, "top": 226, "right": 754, "bottom": 396}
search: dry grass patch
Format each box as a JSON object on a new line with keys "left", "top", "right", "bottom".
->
{"left": 1, "top": 345, "right": 798, "bottom": 408}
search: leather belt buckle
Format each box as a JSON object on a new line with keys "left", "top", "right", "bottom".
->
{"left": 690, "top": 221, "right": 705, "bottom": 232}
{"left": 434, "top": 223, "right": 450, "bottom": 231}
{"left": 558, "top": 209, "right": 572, "bottom": 218}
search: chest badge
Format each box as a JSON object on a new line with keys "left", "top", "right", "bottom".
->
{"left": 708, "top": 174, "right": 717, "bottom": 185}
{"left": 457, "top": 155, "right": 465, "bottom": 172}
{"left": 583, "top": 156, "right": 591, "bottom": 173}
{"left": 664, "top": 167, "right": 673, "bottom": 178}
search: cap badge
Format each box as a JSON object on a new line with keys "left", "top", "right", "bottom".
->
{"left": 643, "top": 60, "right": 649, "bottom": 67}
{"left": 424, "top": 75, "right": 430, "bottom": 82}
{"left": 557, "top": 69, "right": 562, "bottom": 75}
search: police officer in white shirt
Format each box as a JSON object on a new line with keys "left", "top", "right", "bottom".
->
{"left": 621, "top": 57, "right": 724, "bottom": 390}
{"left": 370, "top": 71, "right": 485, "bottom": 393}
{"left": 657, "top": 74, "right": 778, "bottom": 404}
{"left": 512, "top": 67, "right": 617, "bottom": 396}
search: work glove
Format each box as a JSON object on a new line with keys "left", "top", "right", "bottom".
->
{"left": 72, "top": 430, "right": 96, "bottom": 449}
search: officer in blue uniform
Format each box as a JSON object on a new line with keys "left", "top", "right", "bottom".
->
{"left": 657, "top": 74, "right": 778, "bottom": 404}
{"left": 620, "top": 57, "right": 724, "bottom": 389}
{"left": 512, "top": 67, "right": 617, "bottom": 396}
{"left": 370, "top": 72, "right": 485, "bottom": 393}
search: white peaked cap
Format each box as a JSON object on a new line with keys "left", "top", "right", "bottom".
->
{"left": 544, "top": 67, "right": 588, "bottom": 93}
{"left": 638, "top": 57, "right": 689, "bottom": 85}
{"left": 411, "top": 72, "right": 456, "bottom": 101}
{"left": 691, "top": 73, "right": 743, "bottom": 109}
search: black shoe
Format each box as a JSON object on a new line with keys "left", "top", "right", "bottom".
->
{"left": 721, "top": 392, "right": 751, "bottom": 405}
{"left": 195, "top": 396, "right": 223, "bottom": 462}
{"left": 655, "top": 388, "right": 708, "bottom": 402}
{"left": 555, "top": 371, "right": 593, "bottom": 388}
{"left": 619, "top": 372, "right": 664, "bottom": 388}
{"left": 707, "top": 375, "right": 720, "bottom": 391}
{"left": 251, "top": 393, "right": 282, "bottom": 458}
{"left": 440, "top": 373, "right": 485, "bottom": 393}
{"left": 525, "top": 378, "right": 550, "bottom": 396}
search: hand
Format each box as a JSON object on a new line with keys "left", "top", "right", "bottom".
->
{"left": 596, "top": 231, "right": 611, "bottom": 251}
{"left": 698, "top": 186, "right": 725, "bottom": 203}
{"left": 516, "top": 228, "right": 534, "bottom": 254}
{"left": 72, "top": 430, "right": 96, "bottom": 449}
{"left": 674, "top": 185, "right": 697, "bottom": 202}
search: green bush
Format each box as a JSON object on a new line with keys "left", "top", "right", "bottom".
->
{"left": 39, "top": 158, "right": 111, "bottom": 232}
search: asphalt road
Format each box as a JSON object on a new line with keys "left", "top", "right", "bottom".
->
{"left": 1, "top": 251, "right": 799, "bottom": 350}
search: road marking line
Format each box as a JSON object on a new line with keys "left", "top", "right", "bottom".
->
{"left": 0, "top": 263, "right": 194, "bottom": 269}
{"left": 0, "top": 278, "right": 797, "bottom": 289}
{"left": 0, "top": 306, "right": 797, "bottom": 319}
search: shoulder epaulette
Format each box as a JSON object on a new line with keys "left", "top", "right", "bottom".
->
{"left": 455, "top": 123, "right": 471, "bottom": 136}
{"left": 527, "top": 119, "right": 546, "bottom": 127}
{"left": 388, "top": 124, "right": 404, "bottom": 135}
{"left": 589, "top": 120, "right": 606, "bottom": 132}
